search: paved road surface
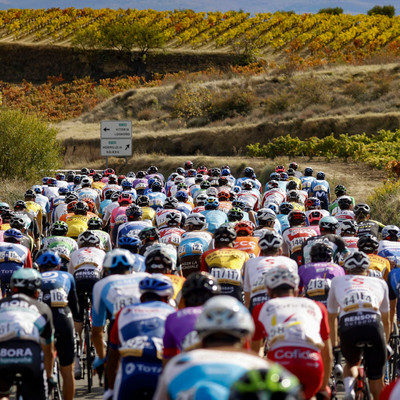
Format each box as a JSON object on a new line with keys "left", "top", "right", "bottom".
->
{"left": 75, "top": 374, "right": 103, "bottom": 399}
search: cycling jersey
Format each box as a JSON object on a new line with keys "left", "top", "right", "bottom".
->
{"left": 154, "top": 349, "right": 271, "bottom": 400}
{"left": 43, "top": 235, "right": 78, "bottom": 267}
{"left": 98, "top": 199, "right": 112, "bottom": 218}
{"left": 334, "top": 210, "right": 355, "bottom": 221}
{"left": 159, "top": 227, "right": 185, "bottom": 248}
{"left": 163, "top": 306, "right": 203, "bottom": 359}
{"left": 357, "top": 220, "right": 380, "bottom": 237}
{"left": 117, "top": 220, "right": 152, "bottom": 243}
{"left": 299, "top": 261, "right": 345, "bottom": 305}
{"left": 243, "top": 256, "right": 297, "bottom": 311}
{"left": 200, "top": 209, "right": 228, "bottom": 234}
{"left": 233, "top": 236, "right": 260, "bottom": 257}
{"left": 282, "top": 226, "right": 318, "bottom": 265}
{"left": 368, "top": 253, "right": 390, "bottom": 280}
{"left": 302, "top": 234, "right": 349, "bottom": 265}
{"left": 277, "top": 214, "right": 290, "bottom": 233}
{"left": 261, "top": 188, "right": 286, "bottom": 208}
{"left": 156, "top": 209, "right": 184, "bottom": 230}
{"left": 148, "top": 192, "right": 166, "bottom": 211}
{"left": 177, "top": 202, "right": 193, "bottom": 216}
{"left": 77, "top": 187, "right": 100, "bottom": 207}
{"left": 63, "top": 214, "right": 91, "bottom": 238}
{"left": 201, "top": 247, "right": 249, "bottom": 300}
{"left": 329, "top": 195, "right": 355, "bottom": 215}
{"left": 68, "top": 247, "right": 105, "bottom": 275}
{"left": 300, "top": 176, "right": 315, "bottom": 193}
{"left": 236, "top": 177, "right": 262, "bottom": 192}
{"left": 378, "top": 240, "right": 400, "bottom": 268}
{"left": 165, "top": 274, "right": 186, "bottom": 301}
{"left": 92, "top": 229, "right": 112, "bottom": 252}
{"left": 110, "top": 301, "right": 175, "bottom": 399}
{"left": 237, "top": 191, "right": 260, "bottom": 211}
{"left": 92, "top": 271, "right": 150, "bottom": 327}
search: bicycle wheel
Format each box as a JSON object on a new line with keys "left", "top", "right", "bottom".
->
{"left": 84, "top": 320, "right": 92, "bottom": 393}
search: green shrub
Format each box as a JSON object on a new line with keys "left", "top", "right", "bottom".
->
{"left": 0, "top": 108, "right": 61, "bottom": 180}
{"left": 368, "top": 180, "right": 400, "bottom": 225}
{"left": 367, "top": 5, "right": 395, "bottom": 17}
{"left": 318, "top": 7, "right": 344, "bottom": 15}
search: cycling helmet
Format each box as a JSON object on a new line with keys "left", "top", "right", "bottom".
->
{"left": 339, "top": 219, "right": 357, "bottom": 235}
{"left": 244, "top": 167, "right": 255, "bottom": 178}
{"left": 127, "top": 171, "right": 136, "bottom": 178}
{"left": 269, "top": 172, "right": 281, "bottom": 181}
{"left": 66, "top": 172, "right": 75, "bottom": 182}
{"left": 14, "top": 200, "right": 27, "bottom": 210}
{"left": 267, "top": 180, "right": 279, "bottom": 189}
{"left": 354, "top": 203, "right": 370, "bottom": 216}
{"left": 11, "top": 269, "right": 42, "bottom": 296}
{"left": 206, "top": 187, "right": 218, "bottom": 198}
{"left": 177, "top": 182, "right": 188, "bottom": 191}
{"left": 104, "top": 168, "right": 115, "bottom": 177}
{"left": 234, "top": 221, "right": 255, "bottom": 236}
{"left": 214, "top": 225, "right": 237, "bottom": 244}
{"left": 176, "top": 190, "right": 189, "bottom": 202}
{"left": 286, "top": 180, "right": 298, "bottom": 191}
{"left": 73, "top": 175, "right": 82, "bottom": 184}
{"left": 77, "top": 230, "right": 100, "bottom": 248}
{"left": 32, "top": 185, "right": 42, "bottom": 194}
{"left": 80, "top": 177, "right": 91, "bottom": 187}
{"left": 204, "top": 197, "right": 219, "bottom": 210}
{"left": 80, "top": 167, "right": 90, "bottom": 176}
{"left": 197, "top": 166, "right": 208, "bottom": 175}
{"left": 182, "top": 272, "right": 221, "bottom": 307}
{"left": 357, "top": 234, "right": 379, "bottom": 253}
{"left": 151, "top": 181, "right": 163, "bottom": 192}
{"left": 381, "top": 225, "right": 400, "bottom": 241}
{"left": 184, "top": 160, "right": 193, "bottom": 170}
{"left": 163, "top": 196, "right": 179, "bottom": 209}
{"left": 287, "top": 190, "right": 300, "bottom": 202}
{"left": 307, "top": 210, "right": 324, "bottom": 226}
{"left": 103, "top": 249, "right": 135, "bottom": 272}
{"left": 221, "top": 168, "right": 231, "bottom": 176}
{"left": 118, "top": 192, "right": 133, "bottom": 205}
{"left": 81, "top": 198, "right": 96, "bottom": 213}
{"left": 118, "top": 236, "right": 142, "bottom": 255}
{"left": 87, "top": 217, "right": 103, "bottom": 230}
{"left": 24, "top": 189, "right": 36, "bottom": 199}
{"left": 218, "top": 190, "right": 230, "bottom": 201}
{"left": 136, "top": 171, "right": 146, "bottom": 179}
{"left": 335, "top": 184, "right": 347, "bottom": 196}
{"left": 108, "top": 174, "right": 118, "bottom": 184}
{"left": 316, "top": 171, "right": 325, "bottom": 180}
{"left": 305, "top": 197, "right": 320, "bottom": 210}
{"left": 121, "top": 179, "right": 133, "bottom": 189}
{"left": 139, "top": 274, "right": 174, "bottom": 300}
{"left": 264, "top": 266, "right": 300, "bottom": 290}
{"left": 176, "top": 167, "right": 185, "bottom": 176}
{"left": 310, "top": 242, "right": 333, "bottom": 263}
{"left": 136, "top": 195, "right": 150, "bottom": 207}
{"left": 338, "top": 196, "right": 352, "bottom": 210}
{"left": 187, "top": 169, "right": 197, "bottom": 178}
{"left": 289, "top": 162, "right": 298, "bottom": 170}
{"left": 145, "top": 248, "right": 174, "bottom": 273}
{"left": 228, "top": 207, "right": 244, "bottom": 222}
{"left": 257, "top": 208, "right": 277, "bottom": 222}
{"left": 36, "top": 251, "right": 61, "bottom": 269}
{"left": 74, "top": 200, "right": 89, "bottom": 214}
{"left": 93, "top": 173, "right": 102, "bottom": 182}
{"left": 56, "top": 172, "right": 65, "bottom": 181}
{"left": 287, "top": 210, "right": 306, "bottom": 225}
{"left": 319, "top": 216, "right": 339, "bottom": 231}
{"left": 185, "top": 213, "right": 207, "bottom": 228}
{"left": 343, "top": 251, "right": 370, "bottom": 271}
{"left": 279, "top": 202, "right": 294, "bottom": 215}
{"left": 126, "top": 204, "right": 143, "bottom": 220}
{"left": 258, "top": 230, "right": 283, "bottom": 251}
{"left": 232, "top": 185, "right": 241, "bottom": 194}
{"left": 65, "top": 192, "right": 78, "bottom": 203}
{"left": 111, "top": 191, "right": 121, "bottom": 202}
{"left": 3, "top": 228, "right": 23, "bottom": 243}
{"left": 51, "top": 221, "right": 69, "bottom": 236}
{"left": 241, "top": 180, "right": 254, "bottom": 191}
{"left": 164, "top": 211, "right": 182, "bottom": 226}
{"left": 275, "top": 165, "right": 285, "bottom": 173}
{"left": 138, "top": 227, "right": 160, "bottom": 242}
{"left": 196, "top": 295, "right": 254, "bottom": 339}
{"left": 232, "top": 199, "right": 246, "bottom": 210}
{"left": 266, "top": 203, "right": 279, "bottom": 214}
{"left": 200, "top": 180, "right": 211, "bottom": 190}
{"left": 47, "top": 178, "right": 57, "bottom": 187}
{"left": 147, "top": 166, "right": 158, "bottom": 175}
{"left": 279, "top": 172, "right": 288, "bottom": 181}
{"left": 229, "top": 365, "right": 300, "bottom": 400}
{"left": 195, "top": 193, "right": 208, "bottom": 206}
{"left": 10, "top": 216, "right": 26, "bottom": 230}
{"left": 287, "top": 168, "right": 295, "bottom": 177}
{"left": 304, "top": 167, "right": 313, "bottom": 176}
{"left": 210, "top": 168, "right": 221, "bottom": 177}
{"left": 58, "top": 187, "right": 68, "bottom": 195}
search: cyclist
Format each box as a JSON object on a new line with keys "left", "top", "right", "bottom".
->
{"left": 201, "top": 225, "right": 249, "bottom": 300}
{"left": 37, "top": 251, "right": 79, "bottom": 400}
{"left": 116, "top": 204, "right": 152, "bottom": 243}
{"left": 87, "top": 216, "right": 112, "bottom": 252}
{"left": 106, "top": 274, "right": 175, "bottom": 400}
{"left": 236, "top": 167, "right": 262, "bottom": 192}
{"left": 329, "top": 184, "right": 355, "bottom": 216}
{"left": 0, "top": 228, "right": 33, "bottom": 295}
{"left": 24, "top": 189, "right": 43, "bottom": 236}
{"left": 334, "top": 196, "right": 355, "bottom": 221}
{"left": 159, "top": 210, "right": 186, "bottom": 248}
{"left": 237, "top": 180, "right": 260, "bottom": 211}
{"left": 378, "top": 225, "right": 400, "bottom": 269}
{"left": 356, "top": 234, "right": 390, "bottom": 279}
{"left": 77, "top": 176, "right": 100, "bottom": 210}
{"left": 42, "top": 221, "right": 78, "bottom": 271}
{"left": 154, "top": 295, "right": 271, "bottom": 400}
{"left": 10, "top": 215, "right": 35, "bottom": 254}
{"left": 117, "top": 236, "right": 145, "bottom": 272}
{"left": 156, "top": 197, "right": 185, "bottom": 229}
{"left": 13, "top": 200, "right": 41, "bottom": 251}
{"left": 299, "top": 242, "right": 344, "bottom": 306}
{"left": 277, "top": 202, "right": 294, "bottom": 233}
{"left": 163, "top": 272, "right": 221, "bottom": 363}
{"left": 148, "top": 181, "right": 166, "bottom": 211}
{"left": 261, "top": 181, "right": 285, "bottom": 209}
{"left": 138, "top": 226, "right": 161, "bottom": 255}
{"left": 254, "top": 208, "right": 281, "bottom": 236}
{"left": 233, "top": 220, "right": 261, "bottom": 257}
{"left": 309, "top": 171, "right": 330, "bottom": 211}
{"left": 64, "top": 200, "right": 92, "bottom": 239}
{"left": 0, "top": 269, "right": 55, "bottom": 400}
{"left": 300, "top": 167, "right": 315, "bottom": 194}
{"left": 91, "top": 249, "right": 150, "bottom": 376}
{"left": 327, "top": 251, "right": 390, "bottom": 400}
{"left": 178, "top": 213, "right": 212, "bottom": 277}
{"left": 200, "top": 197, "right": 228, "bottom": 234}
{"left": 252, "top": 266, "right": 332, "bottom": 400}
{"left": 110, "top": 193, "right": 134, "bottom": 242}
{"left": 354, "top": 203, "right": 384, "bottom": 237}
{"left": 243, "top": 230, "right": 297, "bottom": 311}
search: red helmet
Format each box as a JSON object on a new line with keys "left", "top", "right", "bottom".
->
{"left": 103, "top": 168, "right": 115, "bottom": 177}
{"left": 218, "top": 190, "right": 230, "bottom": 201}
{"left": 184, "top": 160, "right": 193, "bottom": 170}
{"left": 307, "top": 210, "right": 324, "bottom": 226}
{"left": 288, "top": 210, "right": 306, "bottom": 225}
{"left": 275, "top": 165, "right": 286, "bottom": 173}
{"left": 234, "top": 221, "right": 255, "bottom": 236}
{"left": 118, "top": 193, "right": 133, "bottom": 205}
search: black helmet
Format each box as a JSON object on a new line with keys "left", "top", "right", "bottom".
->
{"left": 126, "top": 204, "right": 143, "bottom": 220}
{"left": 354, "top": 203, "right": 370, "bottom": 216}
{"left": 136, "top": 195, "right": 150, "bottom": 207}
{"left": 214, "top": 225, "right": 237, "bottom": 244}
{"left": 74, "top": 201, "right": 89, "bottom": 214}
{"left": 286, "top": 181, "right": 298, "bottom": 191}
{"left": 87, "top": 217, "right": 103, "bottom": 230}
{"left": 51, "top": 221, "right": 69, "bottom": 236}
{"left": 338, "top": 196, "right": 352, "bottom": 210}
{"left": 258, "top": 230, "right": 283, "bottom": 251}
{"left": 310, "top": 242, "right": 333, "bottom": 263}
{"left": 10, "top": 216, "right": 26, "bottom": 230}
{"left": 357, "top": 234, "right": 379, "bottom": 253}
{"left": 14, "top": 200, "right": 27, "bottom": 210}
{"left": 181, "top": 272, "right": 221, "bottom": 307}
{"left": 163, "top": 196, "right": 179, "bottom": 209}
{"left": 145, "top": 248, "right": 174, "bottom": 273}
{"left": 382, "top": 225, "right": 400, "bottom": 241}
{"left": 339, "top": 219, "right": 357, "bottom": 235}
{"left": 304, "top": 167, "right": 313, "bottom": 176}
{"left": 24, "top": 189, "right": 36, "bottom": 199}
{"left": 316, "top": 171, "right": 325, "bottom": 180}
{"left": 138, "top": 227, "right": 160, "bottom": 242}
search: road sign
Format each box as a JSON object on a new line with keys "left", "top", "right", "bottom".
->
{"left": 100, "top": 121, "right": 132, "bottom": 157}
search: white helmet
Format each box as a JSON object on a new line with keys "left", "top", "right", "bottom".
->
{"left": 164, "top": 210, "right": 182, "bottom": 226}
{"left": 103, "top": 248, "right": 137, "bottom": 272}
{"left": 195, "top": 295, "right": 254, "bottom": 339}
{"left": 264, "top": 266, "right": 300, "bottom": 290}
{"left": 258, "top": 230, "right": 283, "bottom": 250}
{"left": 257, "top": 208, "right": 277, "bottom": 222}
{"left": 343, "top": 251, "right": 370, "bottom": 271}
{"left": 185, "top": 213, "right": 207, "bottom": 228}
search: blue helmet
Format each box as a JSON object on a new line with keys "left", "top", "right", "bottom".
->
{"left": 221, "top": 168, "right": 231, "bottom": 176}
{"left": 269, "top": 172, "right": 280, "bottom": 181}
{"left": 121, "top": 179, "right": 133, "bottom": 189}
{"left": 58, "top": 187, "right": 69, "bottom": 195}
{"left": 103, "top": 249, "right": 135, "bottom": 272}
{"left": 32, "top": 185, "right": 42, "bottom": 194}
{"left": 36, "top": 251, "right": 61, "bottom": 269}
{"left": 139, "top": 274, "right": 174, "bottom": 299}
{"left": 176, "top": 190, "right": 189, "bottom": 202}
{"left": 205, "top": 197, "right": 219, "bottom": 210}
{"left": 4, "top": 228, "right": 23, "bottom": 243}
{"left": 118, "top": 236, "right": 142, "bottom": 253}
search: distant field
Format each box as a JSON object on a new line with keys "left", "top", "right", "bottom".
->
{"left": 0, "top": 8, "right": 399, "bottom": 65}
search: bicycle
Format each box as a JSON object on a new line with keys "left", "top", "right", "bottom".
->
{"left": 353, "top": 341, "right": 372, "bottom": 400}
{"left": 388, "top": 324, "right": 400, "bottom": 382}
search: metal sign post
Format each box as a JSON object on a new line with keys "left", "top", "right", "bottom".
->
{"left": 100, "top": 121, "right": 132, "bottom": 169}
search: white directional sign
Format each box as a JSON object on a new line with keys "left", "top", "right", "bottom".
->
{"left": 100, "top": 120, "right": 132, "bottom": 157}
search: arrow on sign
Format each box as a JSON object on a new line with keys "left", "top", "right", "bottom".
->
{"left": 103, "top": 127, "right": 110, "bottom": 132}
{"left": 125, "top": 144, "right": 130, "bottom": 150}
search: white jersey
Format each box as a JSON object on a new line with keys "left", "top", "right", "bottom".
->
{"left": 68, "top": 247, "right": 106, "bottom": 274}
{"left": 154, "top": 349, "right": 271, "bottom": 400}
{"left": 180, "top": 230, "right": 213, "bottom": 246}
{"left": 243, "top": 256, "right": 297, "bottom": 310}
{"left": 327, "top": 275, "right": 389, "bottom": 318}
{"left": 156, "top": 209, "right": 183, "bottom": 230}
{"left": 102, "top": 201, "right": 119, "bottom": 223}
{"left": 261, "top": 188, "right": 286, "bottom": 208}
{"left": 334, "top": 210, "right": 355, "bottom": 221}
{"left": 253, "top": 296, "right": 326, "bottom": 351}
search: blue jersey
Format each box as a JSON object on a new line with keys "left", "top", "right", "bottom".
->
{"left": 200, "top": 210, "right": 228, "bottom": 234}
{"left": 0, "top": 243, "right": 30, "bottom": 286}
{"left": 277, "top": 214, "right": 290, "bottom": 232}
{"left": 40, "top": 270, "right": 77, "bottom": 310}
{"left": 99, "top": 199, "right": 112, "bottom": 217}
{"left": 235, "top": 177, "right": 261, "bottom": 192}
{"left": 116, "top": 221, "right": 152, "bottom": 243}
{"left": 148, "top": 192, "right": 167, "bottom": 211}
{"left": 378, "top": 240, "right": 400, "bottom": 268}
{"left": 177, "top": 202, "right": 192, "bottom": 217}
{"left": 300, "top": 176, "right": 316, "bottom": 193}
{"left": 178, "top": 236, "right": 210, "bottom": 259}
{"left": 91, "top": 272, "right": 150, "bottom": 327}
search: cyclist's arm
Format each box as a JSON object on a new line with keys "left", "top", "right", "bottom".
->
{"left": 24, "top": 250, "right": 33, "bottom": 269}
{"left": 67, "top": 276, "right": 80, "bottom": 320}
{"left": 92, "top": 326, "right": 106, "bottom": 359}
{"left": 382, "top": 311, "right": 391, "bottom": 343}
{"left": 41, "top": 341, "right": 55, "bottom": 380}
{"left": 107, "top": 309, "right": 122, "bottom": 389}
{"left": 328, "top": 312, "right": 338, "bottom": 347}
{"left": 251, "top": 304, "right": 266, "bottom": 356}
